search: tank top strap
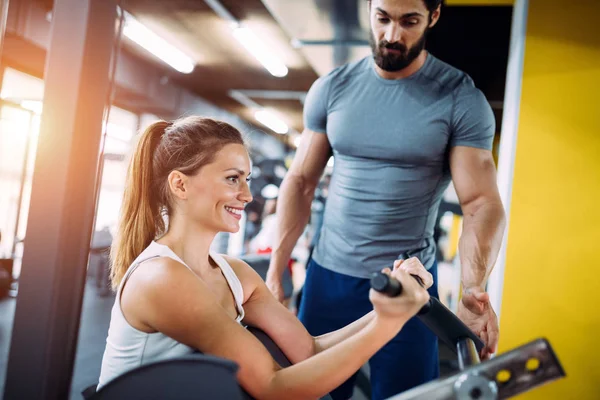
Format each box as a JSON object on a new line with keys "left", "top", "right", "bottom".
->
{"left": 118, "top": 241, "right": 189, "bottom": 295}
{"left": 209, "top": 252, "right": 245, "bottom": 322}
{"left": 118, "top": 242, "right": 245, "bottom": 322}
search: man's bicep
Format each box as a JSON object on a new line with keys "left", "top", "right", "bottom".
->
{"left": 450, "top": 146, "right": 501, "bottom": 211}
{"left": 287, "top": 129, "right": 331, "bottom": 190}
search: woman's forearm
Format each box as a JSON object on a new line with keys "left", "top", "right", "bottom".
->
{"left": 313, "top": 311, "right": 376, "bottom": 354}
{"left": 264, "top": 317, "right": 400, "bottom": 400}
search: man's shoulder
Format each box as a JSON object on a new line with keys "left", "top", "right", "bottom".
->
{"left": 319, "top": 56, "right": 371, "bottom": 86}
{"left": 424, "top": 54, "right": 476, "bottom": 93}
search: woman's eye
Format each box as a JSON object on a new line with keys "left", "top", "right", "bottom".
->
{"left": 246, "top": 177, "right": 252, "bottom": 183}
{"left": 227, "top": 176, "right": 239, "bottom": 183}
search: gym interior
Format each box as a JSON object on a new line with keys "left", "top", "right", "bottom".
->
{"left": 0, "top": 0, "right": 598, "bottom": 399}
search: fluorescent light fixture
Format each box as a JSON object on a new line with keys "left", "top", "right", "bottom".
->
{"left": 21, "top": 100, "right": 43, "bottom": 115}
{"left": 232, "top": 27, "right": 288, "bottom": 78}
{"left": 254, "top": 109, "right": 288, "bottom": 134}
{"left": 122, "top": 11, "right": 195, "bottom": 74}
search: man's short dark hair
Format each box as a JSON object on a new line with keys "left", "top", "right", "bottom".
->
{"left": 367, "top": 0, "right": 443, "bottom": 14}
{"left": 423, "top": 0, "right": 443, "bottom": 14}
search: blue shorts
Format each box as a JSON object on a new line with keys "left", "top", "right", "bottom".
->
{"left": 298, "top": 259, "right": 440, "bottom": 400}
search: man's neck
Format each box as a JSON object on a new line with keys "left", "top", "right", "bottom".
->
{"left": 374, "top": 50, "right": 429, "bottom": 80}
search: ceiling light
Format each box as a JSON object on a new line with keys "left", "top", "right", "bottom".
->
{"left": 254, "top": 110, "right": 288, "bottom": 134}
{"left": 122, "top": 11, "right": 195, "bottom": 74}
{"left": 232, "top": 27, "right": 288, "bottom": 78}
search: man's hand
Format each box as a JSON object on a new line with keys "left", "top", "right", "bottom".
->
{"left": 457, "top": 287, "right": 499, "bottom": 360}
{"left": 265, "top": 274, "right": 285, "bottom": 303}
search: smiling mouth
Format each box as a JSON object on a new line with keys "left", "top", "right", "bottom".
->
{"left": 225, "top": 206, "right": 243, "bottom": 219}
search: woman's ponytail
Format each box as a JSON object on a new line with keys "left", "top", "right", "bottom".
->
{"left": 109, "top": 121, "right": 169, "bottom": 289}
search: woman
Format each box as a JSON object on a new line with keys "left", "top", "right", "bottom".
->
{"left": 98, "top": 116, "right": 432, "bottom": 400}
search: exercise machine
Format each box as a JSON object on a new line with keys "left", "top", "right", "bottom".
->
{"left": 371, "top": 271, "right": 565, "bottom": 400}
{"left": 85, "top": 270, "right": 565, "bottom": 400}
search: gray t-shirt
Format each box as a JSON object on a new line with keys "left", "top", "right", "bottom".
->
{"left": 305, "top": 53, "right": 495, "bottom": 278}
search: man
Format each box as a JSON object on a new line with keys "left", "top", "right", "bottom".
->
{"left": 266, "top": 0, "right": 506, "bottom": 399}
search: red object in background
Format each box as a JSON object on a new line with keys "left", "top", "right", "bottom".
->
{"left": 256, "top": 247, "right": 294, "bottom": 276}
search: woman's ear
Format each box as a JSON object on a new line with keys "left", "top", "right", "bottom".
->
{"left": 167, "top": 170, "right": 188, "bottom": 200}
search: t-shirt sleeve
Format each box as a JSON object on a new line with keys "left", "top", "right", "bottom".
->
{"left": 450, "top": 79, "right": 496, "bottom": 150}
{"left": 303, "top": 75, "right": 332, "bottom": 133}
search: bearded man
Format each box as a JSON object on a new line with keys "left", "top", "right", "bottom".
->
{"left": 266, "top": 1, "right": 506, "bottom": 398}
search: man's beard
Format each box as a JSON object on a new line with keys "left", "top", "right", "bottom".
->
{"left": 370, "top": 30, "right": 428, "bottom": 72}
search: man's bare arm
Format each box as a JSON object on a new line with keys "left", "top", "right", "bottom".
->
{"left": 450, "top": 146, "right": 506, "bottom": 358}
{"left": 266, "top": 129, "right": 331, "bottom": 300}
{"left": 450, "top": 146, "right": 506, "bottom": 290}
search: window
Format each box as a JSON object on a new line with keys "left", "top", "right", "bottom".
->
{"left": 94, "top": 107, "right": 138, "bottom": 235}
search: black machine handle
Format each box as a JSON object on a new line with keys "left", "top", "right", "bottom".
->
{"left": 370, "top": 271, "right": 485, "bottom": 354}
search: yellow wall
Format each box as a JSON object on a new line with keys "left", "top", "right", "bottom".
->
{"left": 499, "top": 0, "right": 600, "bottom": 398}
{"left": 445, "top": 0, "right": 514, "bottom": 5}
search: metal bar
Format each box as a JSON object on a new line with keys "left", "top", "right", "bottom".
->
{"left": 386, "top": 338, "right": 565, "bottom": 400}
{"left": 292, "top": 38, "right": 370, "bottom": 47}
{"left": 228, "top": 89, "right": 261, "bottom": 109}
{"left": 487, "top": 0, "right": 529, "bottom": 320}
{"left": 203, "top": 0, "right": 239, "bottom": 25}
{"left": 457, "top": 338, "right": 481, "bottom": 371}
{"left": 370, "top": 271, "right": 485, "bottom": 353}
{"left": 3, "top": 0, "right": 118, "bottom": 398}
{"left": 90, "top": 3, "right": 124, "bottom": 237}
{"left": 231, "top": 89, "right": 307, "bottom": 102}
{"left": 416, "top": 296, "right": 485, "bottom": 354}
{"left": 10, "top": 111, "right": 34, "bottom": 258}
{"left": 0, "top": 0, "right": 10, "bottom": 58}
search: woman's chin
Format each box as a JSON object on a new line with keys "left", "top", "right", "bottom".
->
{"left": 222, "top": 222, "right": 241, "bottom": 234}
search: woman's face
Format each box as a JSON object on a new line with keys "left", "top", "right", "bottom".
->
{"left": 180, "top": 143, "right": 253, "bottom": 233}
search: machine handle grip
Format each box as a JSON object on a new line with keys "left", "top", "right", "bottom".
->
{"left": 370, "top": 271, "right": 403, "bottom": 296}
{"left": 370, "top": 252, "right": 426, "bottom": 296}
{"left": 370, "top": 271, "right": 484, "bottom": 353}
{"left": 370, "top": 272, "right": 431, "bottom": 314}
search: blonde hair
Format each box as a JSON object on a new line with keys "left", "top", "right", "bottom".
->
{"left": 109, "top": 116, "right": 244, "bottom": 289}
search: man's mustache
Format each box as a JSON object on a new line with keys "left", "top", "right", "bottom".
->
{"left": 380, "top": 41, "right": 406, "bottom": 52}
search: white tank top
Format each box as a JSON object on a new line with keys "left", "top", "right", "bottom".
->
{"left": 97, "top": 241, "right": 245, "bottom": 389}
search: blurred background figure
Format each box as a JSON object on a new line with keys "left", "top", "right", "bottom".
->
{"left": 89, "top": 226, "right": 113, "bottom": 297}
{"left": 242, "top": 205, "right": 261, "bottom": 254}
{"left": 248, "top": 198, "right": 280, "bottom": 255}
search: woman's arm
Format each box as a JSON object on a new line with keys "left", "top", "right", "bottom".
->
{"left": 125, "top": 257, "right": 428, "bottom": 400}
{"left": 232, "top": 256, "right": 376, "bottom": 359}
{"left": 233, "top": 256, "right": 433, "bottom": 359}
{"left": 228, "top": 256, "right": 315, "bottom": 363}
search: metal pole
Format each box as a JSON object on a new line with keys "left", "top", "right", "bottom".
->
{"left": 10, "top": 111, "right": 34, "bottom": 258}
{"left": 4, "top": 0, "right": 118, "bottom": 398}
{"left": 0, "top": 0, "right": 10, "bottom": 58}
{"left": 457, "top": 338, "right": 481, "bottom": 371}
